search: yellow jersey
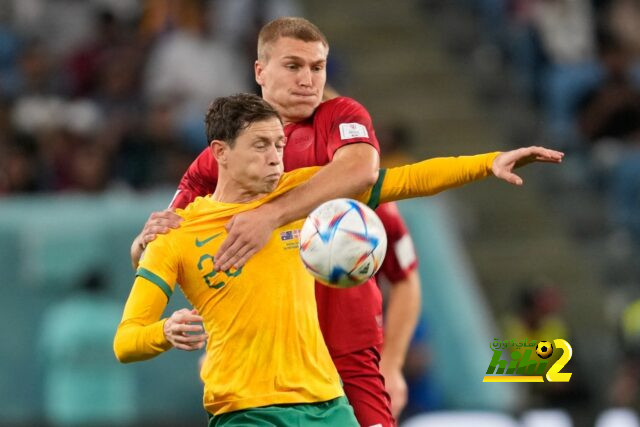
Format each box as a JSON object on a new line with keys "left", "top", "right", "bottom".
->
{"left": 114, "top": 152, "right": 498, "bottom": 415}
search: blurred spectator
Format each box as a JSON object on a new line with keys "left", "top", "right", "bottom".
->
{"left": 607, "top": 0, "right": 640, "bottom": 58}
{"left": 10, "top": 0, "right": 139, "bottom": 60}
{"left": 0, "top": 137, "right": 38, "bottom": 193}
{"left": 69, "top": 141, "right": 111, "bottom": 193}
{"left": 610, "top": 296, "right": 640, "bottom": 408}
{"left": 143, "top": 0, "right": 250, "bottom": 152}
{"left": 530, "top": 0, "right": 595, "bottom": 66}
{"left": 525, "top": 0, "right": 601, "bottom": 145}
{"left": 38, "top": 270, "right": 135, "bottom": 426}
{"left": 15, "top": 38, "right": 59, "bottom": 96}
{"left": 213, "top": 0, "right": 303, "bottom": 87}
{"left": 576, "top": 31, "right": 640, "bottom": 145}
{"left": 502, "top": 282, "right": 590, "bottom": 411}
{"left": 503, "top": 282, "right": 570, "bottom": 344}
{"left": 114, "top": 99, "right": 193, "bottom": 189}
{"left": 377, "top": 122, "right": 416, "bottom": 168}
{"left": 65, "top": 9, "right": 126, "bottom": 98}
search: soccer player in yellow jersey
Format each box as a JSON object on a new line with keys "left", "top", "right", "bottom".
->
{"left": 113, "top": 93, "right": 563, "bottom": 426}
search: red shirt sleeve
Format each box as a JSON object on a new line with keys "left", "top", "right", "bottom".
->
{"left": 169, "top": 148, "right": 219, "bottom": 209}
{"left": 324, "top": 97, "right": 381, "bottom": 160}
{"left": 376, "top": 202, "right": 418, "bottom": 284}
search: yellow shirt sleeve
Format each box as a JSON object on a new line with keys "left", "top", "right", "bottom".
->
{"left": 358, "top": 152, "right": 500, "bottom": 207}
{"left": 113, "top": 277, "right": 172, "bottom": 363}
{"left": 114, "top": 233, "right": 180, "bottom": 363}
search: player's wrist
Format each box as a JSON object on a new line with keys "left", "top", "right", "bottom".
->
{"left": 161, "top": 318, "right": 173, "bottom": 345}
{"left": 262, "top": 201, "right": 286, "bottom": 229}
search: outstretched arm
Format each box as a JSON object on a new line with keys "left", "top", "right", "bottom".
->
{"left": 371, "top": 146, "right": 563, "bottom": 206}
{"left": 214, "top": 143, "right": 379, "bottom": 271}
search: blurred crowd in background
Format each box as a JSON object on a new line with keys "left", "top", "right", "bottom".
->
{"left": 474, "top": 0, "right": 640, "bottom": 248}
{"left": 0, "top": 0, "right": 301, "bottom": 194}
{"left": 455, "top": 0, "right": 640, "bottom": 415}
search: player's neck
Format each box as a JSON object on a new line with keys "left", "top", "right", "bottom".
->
{"left": 212, "top": 177, "right": 267, "bottom": 204}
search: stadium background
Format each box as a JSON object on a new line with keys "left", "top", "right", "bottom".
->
{"left": 1, "top": 0, "right": 639, "bottom": 425}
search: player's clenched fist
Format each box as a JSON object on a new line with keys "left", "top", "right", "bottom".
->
{"left": 163, "top": 308, "right": 208, "bottom": 351}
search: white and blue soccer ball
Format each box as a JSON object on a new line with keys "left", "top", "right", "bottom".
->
{"left": 299, "top": 198, "right": 387, "bottom": 288}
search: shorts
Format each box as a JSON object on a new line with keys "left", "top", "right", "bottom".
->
{"left": 333, "top": 346, "right": 396, "bottom": 427}
{"left": 208, "top": 396, "right": 358, "bottom": 426}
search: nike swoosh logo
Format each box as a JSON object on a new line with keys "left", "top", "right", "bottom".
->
{"left": 195, "top": 232, "right": 223, "bottom": 247}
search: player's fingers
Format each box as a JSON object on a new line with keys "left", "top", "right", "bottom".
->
{"left": 214, "top": 237, "right": 237, "bottom": 268}
{"left": 145, "top": 218, "right": 181, "bottom": 230}
{"left": 534, "top": 155, "right": 563, "bottom": 163}
{"left": 179, "top": 313, "right": 204, "bottom": 323}
{"left": 214, "top": 237, "right": 246, "bottom": 270}
{"left": 143, "top": 225, "right": 171, "bottom": 241}
{"left": 219, "top": 243, "right": 254, "bottom": 271}
{"left": 172, "top": 333, "right": 208, "bottom": 344}
{"left": 173, "top": 323, "right": 205, "bottom": 334}
{"left": 232, "top": 247, "right": 258, "bottom": 270}
{"left": 158, "top": 211, "right": 183, "bottom": 227}
{"left": 171, "top": 308, "right": 196, "bottom": 323}
{"left": 142, "top": 234, "right": 157, "bottom": 246}
{"left": 498, "top": 171, "right": 523, "bottom": 186}
{"left": 529, "top": 147, "right": 564, "bottom": 160}
{"left": 172, "top": 342, "right": 204, "bottom": 351}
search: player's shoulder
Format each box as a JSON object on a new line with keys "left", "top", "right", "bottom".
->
{"left": 315, "top": 96, "right": 370, "bottom": 117}
{"left": 175, "top": 195, "right": 211, "bottom": 220}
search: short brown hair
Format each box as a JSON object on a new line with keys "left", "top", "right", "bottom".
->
{"left": 205, "top": 93, "right": 281, "bottom": 147}
{"left": 257, "top": 17, "right": 329, "bottom": 61}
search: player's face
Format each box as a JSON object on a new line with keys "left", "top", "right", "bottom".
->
{"left": 226, "top": 117, "right": 286, "bottom": 195}
{"left": 255, "top": 37, "right": 328, "bottom": 124}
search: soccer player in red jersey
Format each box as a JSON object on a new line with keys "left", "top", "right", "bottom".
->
{"left": 130, "top": 17, "right": 559, "bottom": 426}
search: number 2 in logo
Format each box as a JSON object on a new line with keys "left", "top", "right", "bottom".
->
{"left": 546, "top": 339, "right": 572, "bottom": 382}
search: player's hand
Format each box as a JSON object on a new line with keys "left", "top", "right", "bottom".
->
{"left": 492, "top": 146, "right": 564, "bottom": 186}
{"left": 380, "top": 365, "right": 408, "bottom": 418}
{"left": 214, "top": 205, "right": 278, "bottom": 271}
{"left": 163, "top": 308, "right": 208, "bottom": 351}
{"left": 139, "top": 208, "right": 183, "bottom": 248}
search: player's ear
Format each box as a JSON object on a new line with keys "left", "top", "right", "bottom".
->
{"left": 210, "top": 140, "right": 228, "bottom": 165}
{"left": 255, "top": 60, "right": 264, "bottom": 86}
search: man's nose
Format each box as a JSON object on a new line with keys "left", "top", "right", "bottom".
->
{"left": 298, "top": 67, "right": 312, "bottom": 87}
{"left": 267, "top": 146, "right": 281, "bottom": 165}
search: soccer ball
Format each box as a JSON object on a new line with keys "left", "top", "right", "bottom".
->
{"left": 299, "top": 198, "right": 387, "bottom": 288}
{"left": 535, "top": 341, "right": 553, "bottom": 359}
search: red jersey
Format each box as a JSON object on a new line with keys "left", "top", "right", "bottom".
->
{"left": 171, "top": 96, "right": 404, "bottom": 356}
{"left": 376, "top": 202, "right": 418, "bottom": 284}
